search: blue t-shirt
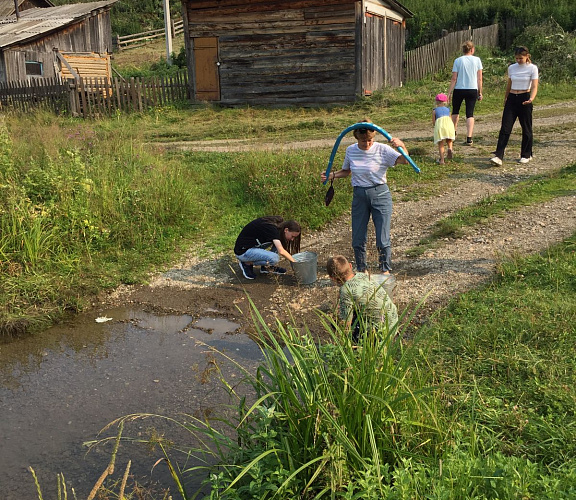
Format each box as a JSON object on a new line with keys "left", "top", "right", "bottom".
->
{"left": 434, "top": 106, "right": 451, "bottom": 118}
{"left": 452, "top": 55, "right": 483, "bottom": 89}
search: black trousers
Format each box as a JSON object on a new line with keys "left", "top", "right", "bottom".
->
{"left": 495, "top": 92, "right": 533, "bottom": 160}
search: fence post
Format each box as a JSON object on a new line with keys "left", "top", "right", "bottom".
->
{"left": 67, "top": 80, "right": 79, "bottom": 116}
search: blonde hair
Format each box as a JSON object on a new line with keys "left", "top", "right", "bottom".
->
{"left": 327, "top": 255, "right": 352, "bottom": 285}
{"left": 462, "top": 41, "right": 474, "bottom": 54}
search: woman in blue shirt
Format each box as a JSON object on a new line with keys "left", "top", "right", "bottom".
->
{"left": 448, "top": 41, "right": 483, "bottom": 146}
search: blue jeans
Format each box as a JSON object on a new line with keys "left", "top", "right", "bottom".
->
{"left": 236, "top": 247, "right": 279, "bottom": 267}
{"left": 351, "top": 184, "right": 392, "bottom": 272}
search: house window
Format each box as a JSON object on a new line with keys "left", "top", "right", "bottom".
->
{"left": 25, "top": 61, "right": 43, "bottom": 77}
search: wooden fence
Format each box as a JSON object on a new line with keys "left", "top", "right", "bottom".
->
{"left": 405, "top": 24, "right": 499, "bottom": 82}
{"left": 114, "top": 20, "right": 184, "bottom": 51}
{"left": 0, "top": 71, "right": 190, "bottom": 118}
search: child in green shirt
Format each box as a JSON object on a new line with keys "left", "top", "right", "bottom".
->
{"left": 327, "top": 255, "right": 398, "bottom": 342}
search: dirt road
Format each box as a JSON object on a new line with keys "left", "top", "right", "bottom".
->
{"left": 103, "top": 102, "right": 576, "bottom": 338}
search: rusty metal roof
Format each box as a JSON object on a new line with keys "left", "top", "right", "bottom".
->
{"left": 0, "top": 1, "right": 116, "bottom": 48}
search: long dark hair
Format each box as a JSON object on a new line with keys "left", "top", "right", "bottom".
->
{"left": 261, "top": 216, "right": 301, "bottom": 254}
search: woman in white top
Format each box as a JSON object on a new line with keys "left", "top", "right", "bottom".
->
{"left": 490, "top": 46, "right": 539, "bottom": 166}
{"left": 320, "top": 119, "right": 409, "bottom": 274}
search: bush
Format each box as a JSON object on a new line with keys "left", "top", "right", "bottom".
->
{"left": 513, "top": 18, "right": 576, "bottom": 82}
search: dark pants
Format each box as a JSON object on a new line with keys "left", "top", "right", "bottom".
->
{"left": 494, "top": 93, "right": 533, "bottom": 160}
{"left": 451, "top": 88, "right": 478, "bottom": 118}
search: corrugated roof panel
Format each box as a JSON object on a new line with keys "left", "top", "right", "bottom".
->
{"left": 0, "top": 1, "right": 116, "bottom": 48}
{"left": 0, "top": 0, "right": 56, "bottom": 19}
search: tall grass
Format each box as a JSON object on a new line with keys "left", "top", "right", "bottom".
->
{"left": 90, "top": 304, "right": 442, "bottom": 499}
{"left": 79, "top": 234, "right": 576, "bottom": 498}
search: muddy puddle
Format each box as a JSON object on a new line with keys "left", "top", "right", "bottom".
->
{"left": 0, "top": 308, "right": 263, "bottom": 499}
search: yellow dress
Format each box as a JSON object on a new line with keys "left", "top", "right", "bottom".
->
{"left": 434, "top": 107, "right": 455, "bottom": 144}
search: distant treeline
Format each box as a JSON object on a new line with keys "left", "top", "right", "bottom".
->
{"left": 401, "top": 0, "right": 576, "bottom": 49}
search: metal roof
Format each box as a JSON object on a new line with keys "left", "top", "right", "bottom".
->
{"left": 0, "top": 0, "right": 54, "bottom": 19}
{"left": 0, "top": 1, "right": 116, "bottom": 48}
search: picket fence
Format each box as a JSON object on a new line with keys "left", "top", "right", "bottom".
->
{"left": 405, "top": 24, "right": 499, "bottom": 82}
{"left": 0, "top": 71, "right": 189, "bottom": 118}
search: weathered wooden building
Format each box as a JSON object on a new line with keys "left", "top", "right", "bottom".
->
{"left": 181, "top": 0, "right": 413, "bottom": 106}
{"left": 0, "top": 0, "right": 54, "bottom": 19}
{"left": 0, "top": 0, "right": 116, "bottom": 83}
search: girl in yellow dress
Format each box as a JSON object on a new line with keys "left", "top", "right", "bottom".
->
{"left": 433, "top": 93, "right": 456, "bottom": 164}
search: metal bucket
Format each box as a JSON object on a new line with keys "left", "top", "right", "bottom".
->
{"left": 371, "top": 273, "right": 397, "bottom": 301}
{"left": 291, "top": 251, "right": 318, "bottom": 284}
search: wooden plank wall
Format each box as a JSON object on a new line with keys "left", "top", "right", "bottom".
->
{"left": 60, "top": 53, "right": 112, "bottom": 81}
{"left": 386, "top": 19, "right": 404, "bottom": 88}
{"left": 362, "top": 15, "right": 405, "bottom": 93}
{"left": 2, "top": 11, "right": 113, "bottom": 82}
{"left": 185, "top": 0, "right": 358, "bottom": 106}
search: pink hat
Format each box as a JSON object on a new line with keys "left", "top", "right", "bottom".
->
{"left": 435, "top": 93, "right": 448, "bottom": 102}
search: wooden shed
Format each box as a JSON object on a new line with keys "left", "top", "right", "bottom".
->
{"left": 0, "top": 0, "right": 116, "bottom": 83}
{"left": 0, "top": 0, "right": 54, "bottom": 19}
{"left": 181, "top": 0, "right": 413, "bottom": 106}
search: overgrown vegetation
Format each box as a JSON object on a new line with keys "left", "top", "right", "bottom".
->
{"left": 52, "top": 238, "right": 575, "bottom": 498}
{"left": 100, "top": 309, "right": 442, "bottom": 499}
{"left": 401, "top": 0, "right": 576, "bottom": 48}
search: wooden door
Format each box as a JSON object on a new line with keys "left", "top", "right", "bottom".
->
{"left": 193, "top": 37, "right": 220, "bottom": 101}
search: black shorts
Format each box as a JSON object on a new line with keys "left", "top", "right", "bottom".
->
{"left": 452, "top": 89, "right": 479, "bottom": 118}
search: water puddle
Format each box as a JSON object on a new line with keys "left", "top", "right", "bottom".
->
{"left": 0, "top": 308, "right": 262, "bottom": 499}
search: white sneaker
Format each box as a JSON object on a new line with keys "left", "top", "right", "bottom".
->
{"left": 489, "top": 156, "right": 502, "bottom": 166}
{"left": 518, "top": 156, "right": 532, "bottom": 164}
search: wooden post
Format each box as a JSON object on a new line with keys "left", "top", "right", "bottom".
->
{"left": 68, "top": 79, "right": 79, "bottom": 117}
{"left": 163, "top": 0, "right": 173, "bottom": 65}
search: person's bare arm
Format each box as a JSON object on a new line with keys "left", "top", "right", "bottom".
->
{"left": 524, "top": 79, "right": 538, "bottom": 105}
{"left": 448, "top": 72, "right": 458, "bottom": 102}
{"left": 273, "top": 239, "right": 295, "bottom": 263}
{"left": 390, "top": 137, "right": 409, "bottom": 165}
{"left": 477, "top": 69, "right": 483, "bottom": 101}
{"left": 321, "top": 169, "right": 351, "bottom": 183}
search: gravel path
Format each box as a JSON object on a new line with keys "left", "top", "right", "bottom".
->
{"left": 104, "top": 102, "right": 576, "bottom": 335}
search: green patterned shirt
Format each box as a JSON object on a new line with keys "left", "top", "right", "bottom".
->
{"left": 339, "top": 273, "right": 398, "bottom": 329}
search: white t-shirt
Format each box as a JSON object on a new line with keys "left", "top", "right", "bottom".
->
{"left": 342, "top": 142, "right": 401, "bottom": 187}
{"left": 507, "top": 62, "right": 539, "bottom": 91}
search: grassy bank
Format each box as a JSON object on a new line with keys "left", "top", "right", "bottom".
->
{"left": 82, "top": 235, "right": 575, "bottom": 499}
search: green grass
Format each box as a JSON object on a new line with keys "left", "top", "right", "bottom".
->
{"left": 410, "top": 234, "right": 576, "bottom": 497}
{"left": 76, "top": 235, "right": 576, "bottom": 499}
